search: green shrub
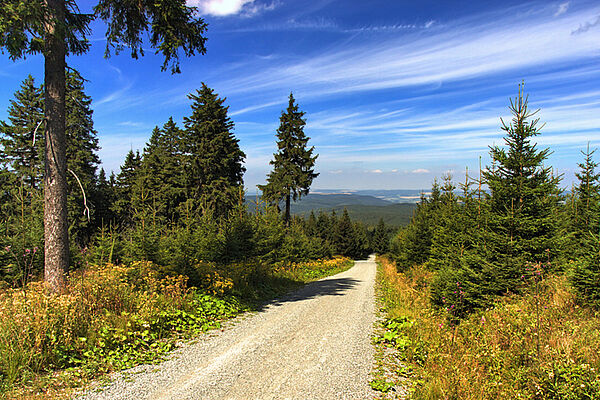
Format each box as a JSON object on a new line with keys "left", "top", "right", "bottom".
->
{"left": 569, "top": 239, "right": 600, "bottom": 308}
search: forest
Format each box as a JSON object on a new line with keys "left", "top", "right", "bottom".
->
{"left": 1, "top": 1, "right": 599, "bottom": 397}
{"left": 0, "top": 72, "right": 392, "bottom": 397}
{"left": 373, "top": 88, "right": 600, "bottom": 399}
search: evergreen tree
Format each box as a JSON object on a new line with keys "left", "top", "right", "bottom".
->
{"left": 65, "top": 69, "right": 100, "bottom": 245}
{"left": 427, "top": 174, "right": 462, "bottom": 270}
{"left": 372, "top": 217, "right": 389, "bottom": 254}
{"left": 353, "top": 221, "right": 371, "bottom": 259}
{"left": 334, "top": 208, "right": 356, "bottom": 257}
{"left": 1, "top": 0, "right": 208, "bottom": 292}
{"left": 137, "top": 118, "right": 186, "bottom": 223}
{"left": 563, "top": 144, "right": 600, "bottom": 260}
{"left": 113, "top": 150, "right": 141, "bottom": 225}
{"left": 93, "top": 168, "right": 115, "bottom": 228}
{"left": 183, "top": 84, "right": 246, "bottom": 219}
{"left": 483, "top": 85, "right": 561, "bottom": 285}
{"left": 0, "top": 75, "right": 44, "bottom": 189}
{"left": 258, "top": 93, "right": 318, "bottom": 224}
{"left": 572, "top": 144, "right": 600, "bottom": 234}
{"left": 392, "top": 188, "right": 438, "bottom": 269}
{"left": 305, "top": 210, "right": 318, "bottom": 237}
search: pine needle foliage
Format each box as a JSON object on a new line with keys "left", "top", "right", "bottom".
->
{"left": 484, "top": 84, "right": 561, "bottom": 276}
{"left": 259, "top": 93, "right": 318, "bottom": 224}
{"left": 183, "top": 83, "right": 246, "bottom": 220}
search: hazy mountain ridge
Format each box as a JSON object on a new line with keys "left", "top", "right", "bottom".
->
{"left": 246, "top": 191, "right": 417, "bottom": 226}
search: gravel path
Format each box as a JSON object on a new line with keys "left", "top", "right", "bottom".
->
{"left": 76, "top": 256, "right": 377, "bottom": 400}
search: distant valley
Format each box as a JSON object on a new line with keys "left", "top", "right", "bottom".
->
{"left": 246, "top": 189, "right": 422, "bottom": 227}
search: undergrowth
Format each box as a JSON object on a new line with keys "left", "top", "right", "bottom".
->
{"left": 0, "top": 256, "right": 352, "bottom": 399}
{"left": 376, "top": 256, "right": 600, "bottom": 399}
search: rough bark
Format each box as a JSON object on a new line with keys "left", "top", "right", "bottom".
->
{"left": 44, "top": 0, "right": 69, "bottom": 293}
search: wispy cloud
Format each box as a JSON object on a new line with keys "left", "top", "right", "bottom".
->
{"left": 412, "top": 169, "right": 430, "bottom": 174}
{"left": 230, "top": 99, "right": 285, "bottom": 116}
{"left": 94, "top": 83, "right": 134, "bottom": 107}
{"left": 572, "top": 15, "right": 600, "bottom": 34}
{"left": 117, "top": 121, "right": 147, "bottom": 128}
{"left": 555, "top": 2, "right": 570, "bottom": 17}
{"left": 218, "top": 4, "right": 600, "bottom": 98}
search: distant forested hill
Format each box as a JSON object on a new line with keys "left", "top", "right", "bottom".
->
{"left": 246, "top": 193, "right": 416, "bottom": 227}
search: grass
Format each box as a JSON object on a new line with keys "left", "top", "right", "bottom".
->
{"left": 0, "top": 256, "right": 353, "bottom": 399}
{"left": 375, "top": 256, "right": 600, "bottom": 399}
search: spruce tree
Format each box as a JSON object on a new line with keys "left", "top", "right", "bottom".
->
{"left": 573, "top": 144, "right": 600, "bottom": 234}
{"left": 1, "top": 0, "right": 208, "bottom": 292}
{"left": 393, "top": 189, "right": 436, "bottom": 269}
{"left": 65, "top": 69, "right": 100, "bottom": 245}
{"left": 483, "top": 85, "right": 561, "bottom": 286}
{"left": 138, "top": 118, "right": 186, "bottom": 223}
{"left": 258, "top": 93, "right": 318, "bottom": 224}
{"left": 564, "top": 144, "right": 600, "bottom": 260}
{"left": 334, "top": 208, "right": 356, "bottom": 257}
{"left": 183, "top": 84, "right": 246, "bottom": 219}
{"left": 372, "top": 217, "right": 389, "bottom": 254}
{"left": 0, "top": 75, "right": 44, "bottom": 189}
{"left": 353, "top": 221, "right": 371, "bottom": 259}
{"left": 113, "top": 150, "right": 142, "bottom": 226}
{"left": 93, "top": 168, "right": 115, "bottom": 228}
{"left": 305, "top": 210, "right": 318, "bottom": 237}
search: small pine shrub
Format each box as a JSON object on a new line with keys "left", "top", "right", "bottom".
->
{"left": 569, "top": 239, "right": 600, "bottom": 308}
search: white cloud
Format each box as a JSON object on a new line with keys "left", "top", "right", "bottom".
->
{"left": 242, "top": 1, "right": 278, "bottom": 17}
{"left": 572, "top": 15, "right": 600, "bottom": 34}
{"left": 424, "top": 20, "right": 436, "bottom": 28}
{"left": 370, "top": 169, "right": 383, "bottom": 174}
{"left": 411, "top": 169, "right": 430, "bottom": 174}
{"left": 219, "top": 4, "right": 600, "bottom": 97}
{"left": 187, "top": 0, "right": 254, "bottom": 16}
{"left": 555, "top": 2, "right": 570, "bottom": 17}
{"left": 329, "top": 169, "right": 343, "bottom": 174}
{"left": 118, "top": 121, "right": 146, "bottom": 128}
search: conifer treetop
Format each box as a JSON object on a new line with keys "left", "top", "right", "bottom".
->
{"left": 260, "top": 93, "right": 318, "bottom": 204}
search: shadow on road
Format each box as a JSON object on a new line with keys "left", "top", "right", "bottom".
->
{"left": 263, "top": 277, "right": 361, "bottom": 308}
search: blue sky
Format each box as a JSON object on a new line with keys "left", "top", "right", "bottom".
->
{"left": 1, "top": 0, "right": 600, "bottom": 191}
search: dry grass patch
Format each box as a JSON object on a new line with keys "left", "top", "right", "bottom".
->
{"left": 376, "top": 256, "right": 600, "bottom": 400}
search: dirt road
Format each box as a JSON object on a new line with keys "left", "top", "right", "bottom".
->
{"left": 77, "top": 256, "right": 377, "bottom": 400}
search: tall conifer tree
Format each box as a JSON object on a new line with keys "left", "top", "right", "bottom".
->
{"left": 0, "top": 75, "right": 44, "bottom": 189}
{"left": 65, "top": 69, "right": 100, "bottom": 244}
{"left": 137, "top": 118, "right": 186, "bottom": 223}
{"left": 0, "top": 0, "right": 208, "bottom": 292}
{"left": 183, "top": 84, "right": 246, "bottom": 219}
{"left": 483, "top": 85, "right": 561, "bottom": 283}
{"left": 113, "top": 150, "right": 141, "bottom": 225}
{"left": 563, "top": 144, "right": 600, "bottom": 259}
{"left": 259, "top": 93, "right": 318, "bottom": 224}
{"left": 372, "top": 217, "right": 389, "bottom": 254}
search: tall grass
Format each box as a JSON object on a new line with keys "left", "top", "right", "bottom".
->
{"left": 0, "top": 256, "right": 352, "bottom": 399}
{"left": 377, "top": 256, "right": 600, "bottom": 399}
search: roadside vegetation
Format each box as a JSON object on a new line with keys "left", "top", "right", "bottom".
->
{"left": 375, "top": 256, "right": 600, "bottom": 399}
{"left": 374, "top": 86, "right": 600, "bottom": 399}
{"left": 0, "top": 256, "right": 353, "bottom": 399}
{"left": 0, "top": 73, "right": 383, "bottom": 398}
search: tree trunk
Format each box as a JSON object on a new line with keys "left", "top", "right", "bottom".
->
{"left": 285, "top": 192, "right": 291, "bottom": 226}
{"left": 44, "top": 0, "right": 69, "bottom": 293}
